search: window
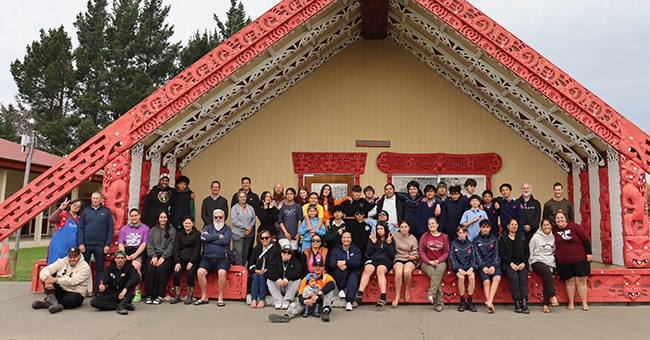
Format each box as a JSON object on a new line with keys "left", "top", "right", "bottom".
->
{"left": 393, "top": 174, "right": 487, "bottom": 196}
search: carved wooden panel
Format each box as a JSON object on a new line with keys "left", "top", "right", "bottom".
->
{"left": 292, "top": 152, "right": 368, "bottom": 187}
{"left": 598, "top": 166, "right": 613, "bottom": 264}
{"left": 619, "top": 155, "right": 650, "bottom": 268}
{"left": 578, "top": 167, "right": 591, "bottom": 236}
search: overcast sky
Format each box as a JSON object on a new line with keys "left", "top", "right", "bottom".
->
{"left": 1, "top": 0, "right": 649, "bottom": 134}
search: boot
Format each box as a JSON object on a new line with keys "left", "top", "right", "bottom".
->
{"left": 184, "top": 287, "right": 194, "bottom": 305}
{"left": 46, "top": 295, "right": 64, "bottom": 314}
{"left": 514, "top": 300, "right": 523, "bottom": 313}
{"left": 116, "top": 301, "right": 129, "bottom": 315}
{"left": 170, "top": 286, "right": 182, "bottom": 304}
{"left": 521, "top": 298, "right": 530, "bottom": 314}
{"left": 312, "top": 303, "right": 321, "bottom": 317}
{"left": 457, "top": 302, "right": 466, "bottom": 312}
{"left": 32, "top": 295, "right": 53, "bottom": 309}
{"left": 303, "top": 305, "right": 311, "bottom": 317}
{"left": 321, "top": 306, "right": 331, "bottom": 322}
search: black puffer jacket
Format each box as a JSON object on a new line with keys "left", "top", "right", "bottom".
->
{"left": 498, "top": 231, "right": 530, "bottom": 270}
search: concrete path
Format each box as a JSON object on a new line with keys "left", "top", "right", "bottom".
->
{"left": 2, "top": 282, "right": 649, "bottom": 339}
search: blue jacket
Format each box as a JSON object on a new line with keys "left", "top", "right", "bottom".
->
{"left": 414, "top": 200, "right": 446, "bottom": 239}
{"left": 482, "top": 202, "right": 500, "bottom": 235}
{"left": 443, "top": 199, "right": 460, "bottom": 239}
{"left": 328, "top": 243, "right": 362, "bottom": 272}
{"left": 78, "top": 205, "right": 114, "bottom": 247}
{"left": 496, "top": 197, "right": 525, "bottom": 232}
{"left": 201, "top": 224, "right": 232, "bottom": 259}
{"left": 473, "top": 232, "right": 500, "bottom": 269}
{"left": 456, "top": 194, "right": 472, "bottom": 220}
{"left": 366, "top": 238, "right": 396, "bottom": 262}
{"left": 449, "top": 237, "right": 478, "bottom": 272}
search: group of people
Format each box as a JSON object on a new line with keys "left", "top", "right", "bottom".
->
{"left": 33, "top": 175, "right": 592, "bottom": 321}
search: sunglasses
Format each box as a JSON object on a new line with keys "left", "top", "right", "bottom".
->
{"left": 378, "top": 213, "right": 387, "bottom": 216}
{"left": 354, "top": 213, "right": 364, "bottom": 216}
{"left": 282, "top": 251, "right": 292, "bottom": 255}
{"left": 312, "top": 239, "right": 321, "bottom": 243}
{"left": 214, "top": 216, "right": 224, "bottom": 220}
{"left": 260, "top": 236, "right": 270, "bottom": 240}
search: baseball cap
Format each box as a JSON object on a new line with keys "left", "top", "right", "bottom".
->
{"left": 68, "top": 247, "right": 81, "bottom": 255}
{"left": 160, "top": 173, "right": 170, "bottom": 180}
{"left": 313, "top": 258, "right": 325, "bottom": 267}
{"left": 114, "top": 250, "right": 127, "bottom": 258}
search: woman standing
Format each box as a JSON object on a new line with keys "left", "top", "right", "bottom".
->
{"left": 301, "top": 234, "right": 328, "bottom": 275}
{"left": 553, "top": 212, "right": 592, "bottom": 311}
{"left": 145, "top": 211, "right": 176, "bottom": 305}
{"left": 356, "top": 222, "right": 395, "bottom": 308}
{"left": 258, "top": 191, "right": 279, "bottom": 237}
{"left": 391, "top": 221, "right": 419, "bottom": 307}
{"left": 328, "top": 231, "right": 362, "bottom": 311}
{"left": 249, "top": 230, "right": 279, "bottom": 308}
{"left": 118, "top": 209, "right": 150, "bottom": 302}
{"left": 319, "top": 184, "right": 336, "bottom": 222}
{"left": 529, "top": 218, "right": 558, "bottom": 313}
{"left": 47, "top": 198, "right": 83, "bottom": 265}
{"left": 231, "top": 191, "right": 257, "bottom": 267}
{"left": 171, "top": 215, "right": 201, "bottom": 305}
{"left": 297, "top": 186, "right": 310, "bottom": 206}
{"left": 419, "top": 217, "right": 449, "bottom": 312}
{"left": 499, "top": 219, "right": 530, "bottom": 313}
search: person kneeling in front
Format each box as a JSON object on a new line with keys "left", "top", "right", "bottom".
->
{"left": 32, "top": 247, "right": 91, "bottom": 313}
{"left": 268, "top": 258, "right": 336, "bottom": 323}
{"left": 90, "top": 250, "right": 139, "bottom": 314}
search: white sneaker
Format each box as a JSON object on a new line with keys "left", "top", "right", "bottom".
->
{"left": 346, "top": 302, "right": 353, "bottom": 311}
{"left": 338, "top": 290, "right": 346, "bottom": 299}
{"left": 275, "top": 303, "right": 282, "bottom": 309}
{"left": 281, "top": 302, "right": 290, "bottom": 309}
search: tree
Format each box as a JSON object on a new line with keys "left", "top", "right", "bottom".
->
{"left": 0, "top": 103, "right": 20, "bottom": 143}
{"left": 10, "top": 26, "right": 75, "bottom": 155}
{"left": 74, "top": 0, "right": 111, "bottom": 126}
{"left": 178, "top": 0, "right": 251, "bottom": 70}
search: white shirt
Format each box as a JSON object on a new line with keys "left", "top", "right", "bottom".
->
{"left": 383, "top": 195, "right": 398, "bottom": 225}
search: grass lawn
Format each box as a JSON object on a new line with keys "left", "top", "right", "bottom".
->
{"left": 0, "top": 247, "right": 47, "bottom": 282}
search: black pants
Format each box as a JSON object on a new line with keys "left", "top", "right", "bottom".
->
{"left": 531, "top": 262, "right": 556, "bottom": 305}
{"left": 145, "top": 259, "right": 175, "bottom": 298}
{"left": 173, "top": 260, "right": 199, "bottom": 287}
{"left": 82, "top": 244, "right": 106, "bottom": 292}
{"left": 90, "top": 287, "right": 135, "bottom": 310}
{"left": 45, "top": 284, "right": 84, "bottom": 309}
{"left": 504, "top": 266, "right": 529, "bottom": 301}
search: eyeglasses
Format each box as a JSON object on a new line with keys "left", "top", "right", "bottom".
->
{"left": 282, "top": 251, "right": 292, "bottom": 255}
{"left": 260, "top": 236, "right": 270, "bottom": 240}
{"left": 378, "top": 213, "right": 387, "bottom": 216}
{"left": 354, "top": 212, "right": 364, "bottom": 216}
{"left": 312, "top": 239, "right": 321, "bottom": 243}
{"left": 214, "top": 216, "right": 224, "bottom": 220}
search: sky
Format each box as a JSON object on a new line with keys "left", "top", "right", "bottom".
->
{"left": 1, "top": 0, "right": 649, "bottom": 134}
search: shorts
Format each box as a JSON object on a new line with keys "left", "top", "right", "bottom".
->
{"left": 393, "top": 259, "right": 417, "bottom": 267}
{"left": 478, "top": 266, "right": 502, "bottom": 282}
{"left": 278, "top": 238, "right": 299, "bottom": 251}
{"left": 124, "top": 246, "right": 144, "bottom": 263}
{"left": 199, "top": 257, "right": 230, "bottom": 273}
{"left": 557, "top": 259, "right": 590, "bottom": 280}
{"left": 365, "top": 259, "right": 393, "bottom": 271}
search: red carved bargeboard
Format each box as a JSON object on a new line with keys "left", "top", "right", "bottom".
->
{"left": 598, "top": 166, "right": 613, "bottom": 264}
{"left": 376, "top": 152, "right": 502, "bottom": 190}
{"left": 360, "top": 268, "right": 650, "bottom": 303}
{"left": 578, "top": 168, "right": 591, "bottom": 236}
{"left": 0, "top": 0, "right": 336, "bottom": 241}
{"left": 292, "top": 152, "right": 368, "bottom": 187}
{"left": 619, "top": 155, "right": 650, "bottom": 268}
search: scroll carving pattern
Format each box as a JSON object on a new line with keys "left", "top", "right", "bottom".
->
{"left": 292, "top": 152, "right": 367, "bottom": 187}
{"left": 102, "top": 150, "right": 131, "bottom": 255}
{"left": 578, "top": 168, "right": 591, "bottom": 236}
{"left": 598, "top": 166, "right": 612, "bottom": 264}
{"left": 619, "top": 155, "right": 650, "bottom": 268}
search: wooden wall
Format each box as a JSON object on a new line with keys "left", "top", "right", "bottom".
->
{"left": 182, "top": 39, "right": 567, "bottom": 209}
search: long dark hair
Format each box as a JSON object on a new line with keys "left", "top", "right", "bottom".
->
{"left": 376, "top": 222, "right": 388, "bottom": 248}
{"left": 158, "top": 211, "right": 171, "bottom": 238}
{"left": 319, "top": 184, "right": 335, "bottom": 209}
{"left": 259, "top": 191, "right": 271, "bottom": 210}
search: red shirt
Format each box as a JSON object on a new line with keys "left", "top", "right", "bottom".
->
{"left": 418, "top": 232, "right": 449, "bottom": 265}
{"left": 553, "top": 222, "right": 590, "bottom": 264}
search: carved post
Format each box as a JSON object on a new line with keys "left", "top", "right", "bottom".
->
{"left": 102, "top": 149, "right": 131, "bottom": 254}
{"left": 129, "top": 143, "right": 144, "bottom": 210}
{"left": 598, "top": 162, "right": 612, "bottom": 264}
{"left": 588, "top": 157, "right": 600, "bottom": 261}
{"left": 618, "top": 154, "right": 650, "bottom": 268}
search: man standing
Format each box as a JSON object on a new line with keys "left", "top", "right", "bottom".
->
{"left": 78, "top": 191, "right": 114, "bottom": 294}
{"left": 543, "top": 182, "right": 574, "bottom": 224}
{"left": 268, "top": 258, "right": 335, "bottom": 323}
{"left": 90, "top": 250, "right": 139, "bottom": 315}
{"left": 201, "top": 180, "right": 229, "bottom": 227}
{"left": 272, "top": 183, "right": 287, "bottom": 207}
{"left": 518, "top": 183, "right": 541, "bottom": 240}
{"left": 142, "top": 174, "right": 174, "bottom": 229}
{"left": 32, "top": 247, "right": 91, "bottom": 313}
{"left": 230, "top": 177, "right": 260, "bottom": 209}
{"left": 169, "top": 175, "right": 195, "bottom": 229}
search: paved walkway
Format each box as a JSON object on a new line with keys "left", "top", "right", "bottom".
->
{"left": 2, "top": 282, "right": 649, "bottom": 339}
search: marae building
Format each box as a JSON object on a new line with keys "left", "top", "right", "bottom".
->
{"left": 1, "top": 0, "right": 649, "bottom": 301}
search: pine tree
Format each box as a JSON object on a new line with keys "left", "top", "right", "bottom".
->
{"left": 137, "top": 0, "right": 181, "bottom": 87}
{"left": 214, "top": 0, "right": 252, "bottom": 40}
{"left": 0, "top": 103, "right": 20, "bottom": 143}
{"left": 74, "top": 0, "right": 111, "bottom": 126}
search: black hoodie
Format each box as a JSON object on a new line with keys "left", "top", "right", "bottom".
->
{"left": 99, "top": 260, "right": 140, "bottom": 294}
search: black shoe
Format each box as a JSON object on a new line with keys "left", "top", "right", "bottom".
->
{"left": 514, "top": 300, "right": 523, "bottom": 313}
{"left": 458, "top": 302, "right": 466, "bottom": 312}
{"left": 48, "top": 304, "right": 64, "bottom": 314}
{"left": 32, "top": 300, "right": 50, "bottom": 309}
{"left": 116, "top": 302, "right": 129, "bottom": 315}
{"left": 312, "top": 304, "right": 320, "bottom": 317}
{"left": 125, "top": 302, "right": 136, "bottom": 311}
{"left": 522, "top": 298, "right": 530, "bottom": 314}
{"left": 467, "top": 302, "right": 477, "bottom": 312}
{"left": 302, "top": 306, "right": 310, "bottom": 318}
{"left": 269, "top": 314, "right": 290, "bottom": 323}
{"left": 321, "top": 308, "right": 330, "bottom": 322}
{"left": 185, "top": 287, "right": 194, "bottom": 305}
{"left": 170, "top": 287, "right": 182, "bottom": 304}
{"left": 354, "top": 291, "right": 363, "bottom": 305}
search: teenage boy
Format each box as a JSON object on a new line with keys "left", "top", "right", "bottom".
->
{"left": 456, "top": 179, "right": 478, "bottom": 219}
{"left": 169, "top": 176, "right": 195, "bottom": 229}
{"left": 414, "top": 185, "right": 444, "bottom": 240}
{"left": 481, "top": 190, "right": 500, "bottom": 235}
{"left": 434, "top": 182, "right": 448, "bottom": 203}
{"left": 339, "top": 185, "right": 373, "bottom": 219}
{"left": 496, "top": 183, "right": 525, "bottom": 233}
{"left": 395, "top": 180, "right": 424, "bottom": 227}
{"left": 542, "top": 182, "right": 574, "bottom": 224}
{"left": 449, "top": 225, "right": 478, "bottom": 312}
{"left": 348, "top": 207, "right": 373, "bottom": 255}
{"left": 443, "top": 185, "right": 462, "bottom": 241}
{"left": 363, "top": 186, "right": 378, "bottom": 218}
{"left": 474, "top": 219, "right": 501, "bottom": 314}
{"left": 459, "top": 195, "right": 488, "bottom": 241}
{"left": 323, "top": 206, "right": 346, "bottom": 248}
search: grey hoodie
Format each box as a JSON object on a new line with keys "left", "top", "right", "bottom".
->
{"left": 528, "top": 227, "right": 556, "bottom": 268}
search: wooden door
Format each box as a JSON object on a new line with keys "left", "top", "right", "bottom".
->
{"left": 304, "top": 174, "right": 354, "bottom": 200}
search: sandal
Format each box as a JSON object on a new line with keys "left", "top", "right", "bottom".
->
{"left": 257, "top": 301, "right": 266, "bottom": 308}
{"left": 194, "top": 298, "right": 209, "bottom": 305}
{"left": 543, "top": 306, "right": 551, "bottom": 313}
{"left": 550, "top": 296, "right": 559, "bottom": 307}
{"left": 375, "top": 299, "right": 386, "bottom": 308}
{"left": 217, "top": 300, "right": 226, "bottom": 307}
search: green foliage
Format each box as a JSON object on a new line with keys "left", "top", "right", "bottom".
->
{"left": 214, "top": 0, "right": 252, "bottom": 40}
{"left": 0, "top": 103, "right": 20, "bottom": 143}
{"left": 0, "top": 247, "right": 48, "bottom": 282}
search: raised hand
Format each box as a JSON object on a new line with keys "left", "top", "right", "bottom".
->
{"left": 59, "top": 197, "right": 70, "bottom": 210}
